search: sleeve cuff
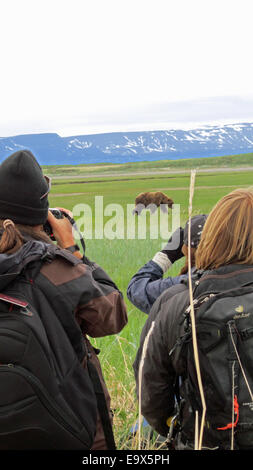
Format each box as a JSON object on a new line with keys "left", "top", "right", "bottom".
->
{"left": 152, "top": 252, "right": 172, "bottom": 274}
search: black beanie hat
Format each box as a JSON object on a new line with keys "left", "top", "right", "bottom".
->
{"left": 0, "top": 150, "right": 49, "bottom": 225}
{"left": 183, "top": 214, "right": 208, "bottom": 248}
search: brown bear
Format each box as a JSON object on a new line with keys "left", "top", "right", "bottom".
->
{"left": 133, "top": 191, "right": 174, "bottom": 215}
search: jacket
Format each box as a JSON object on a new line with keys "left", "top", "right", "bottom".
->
{"left": 127, "top": 259, "right": 187, "bottom": 314}
{"left": 0, "top": 239, "right": 128, "bottom": 450}
{"left": 133, "top": 264, "right": 253, "bottom": 447}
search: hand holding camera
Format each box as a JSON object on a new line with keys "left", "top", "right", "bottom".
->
{"left": 161, "top": 226, "right": 184, "bottom": 264}
{"left": 46, "top": 208, "right": 75, "bottom": 249}
{"left": 44, "top": 208, "right": 85, "bottom": 258}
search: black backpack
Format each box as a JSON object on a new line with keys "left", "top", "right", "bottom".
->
{"left": 0, "top": 248, "right": 116, "bottom": 450}
{"left": 177, "top": 266, "right": 253, "bottom": 450}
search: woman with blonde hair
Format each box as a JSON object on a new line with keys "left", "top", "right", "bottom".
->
{"left": 133, "top": 188, "right": 253, "bottom": 450}
{"left": 196, "top": 188, "right": 253, "bottom": 270}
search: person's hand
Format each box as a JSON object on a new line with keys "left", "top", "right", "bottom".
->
{"left": 55, "top": 207, "right": 73, "bottom": 219}
{"left": 161, "top": 226, "right": 184, "bottom": 264}
{"left": 47, "top": 208, "right": 75, "bottom": 249}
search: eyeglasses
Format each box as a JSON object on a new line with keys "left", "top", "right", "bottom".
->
{"left": 40, "top": 175, "right": 52, "bottom": 200}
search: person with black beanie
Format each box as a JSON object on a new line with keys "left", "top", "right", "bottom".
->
{"left": 0, "top": 150, "right": 49, "bottom": 225}
{"left": 0, "top": 149, "right": 127, "bottom": 450}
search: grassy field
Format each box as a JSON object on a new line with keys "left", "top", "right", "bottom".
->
{"left": 47, "top": 160, "right": 253, "bottom": 449}
{"left": 43, "top": 151, "right": 253, "bottom": 177}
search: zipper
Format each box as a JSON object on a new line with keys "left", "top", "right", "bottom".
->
{"left": 0, "top": 395, "right": 36, "bottom": 414}
{"left": 0, "top": 364, "right": 86, "bottom": 442}
{"left": 0, "top": 328, "right": 26, "bottom": 342}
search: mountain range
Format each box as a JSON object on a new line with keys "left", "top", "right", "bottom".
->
{"left": 0, "top": 122, "right": 253, "bottom": 166}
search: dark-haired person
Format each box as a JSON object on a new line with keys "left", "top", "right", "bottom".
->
{"left": 0, "top": 150, "right": 127, "bottom": 450}
{"left": 134, "top": 189, "right": 253, "bottom": 450}
{"left": 127, "top": 214, "right": 207, "bottom": 314}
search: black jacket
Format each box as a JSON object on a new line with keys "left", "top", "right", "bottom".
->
{"left": 133, "top": 264, "right": 253, "bottom": 442}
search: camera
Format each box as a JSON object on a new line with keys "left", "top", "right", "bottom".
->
{"left": 43, "top": 208, "right": 65, "bottom": 240}
{"left": 44, "top": 208, "right": 86, "bottom": 254}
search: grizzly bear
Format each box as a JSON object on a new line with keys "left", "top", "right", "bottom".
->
{"left": 133, "top": 191, "right": 174, "bottom": 215}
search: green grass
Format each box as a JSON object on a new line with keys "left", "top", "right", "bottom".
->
{"left": 47, "top": 162, "right": 253, "bottom": 449}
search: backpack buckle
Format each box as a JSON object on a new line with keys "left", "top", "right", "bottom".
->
{"left": 41, "top": 250, "right": 55, "bottom": 263}
{"left": 165, "top": 405, "right": 180, "bottom": 449}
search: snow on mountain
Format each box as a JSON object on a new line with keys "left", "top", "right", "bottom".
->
{"left": 0, "top": 122, "right": 253, "bottom": 165}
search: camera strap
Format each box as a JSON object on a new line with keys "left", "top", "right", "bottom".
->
{"left": 64, "top": 213, "right": 86, "bottom": 255}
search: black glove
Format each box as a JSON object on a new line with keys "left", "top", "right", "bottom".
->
{"left": 161, "top": 226, "right": 184, "bottom": 264}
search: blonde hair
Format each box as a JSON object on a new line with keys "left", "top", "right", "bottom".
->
{"left": 0, "top": 219, "right": 52, "bottom": 255}
{"left": 196, "top": 188, "right": 253, "bottom": 270}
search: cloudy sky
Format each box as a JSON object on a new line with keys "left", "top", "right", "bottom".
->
{"left": 1, "top": 0, "right": 253, "bottom": 137}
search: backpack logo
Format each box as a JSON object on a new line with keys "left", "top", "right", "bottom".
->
{"left": 234, "top": 305, "right": 251, "bottom": 319}
{"left": 235, "top": 305, "right": 244, "bottom": 313}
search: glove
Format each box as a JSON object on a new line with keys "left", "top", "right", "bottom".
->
{"left": 161, "top": 226, "right": 184, "bottom": 264}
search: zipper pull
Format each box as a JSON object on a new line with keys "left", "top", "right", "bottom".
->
{"left": 20, "top": 307, "right": 33, "bottom": 316}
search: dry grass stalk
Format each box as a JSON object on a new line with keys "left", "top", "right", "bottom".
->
{"left": 194, "top": 410, "right": 199, "bottom": 450}
{"left": 187, "top": 169, "right": 207, "bottom": 450}
{"left": 138, "top": 321, "right": 155, "bottom": 450}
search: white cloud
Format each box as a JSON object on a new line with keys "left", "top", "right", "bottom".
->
{"left": 1, "top": 0, "right": 253, "bottom": 136}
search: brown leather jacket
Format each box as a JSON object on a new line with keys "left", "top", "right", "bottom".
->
{"left": 39, "top": 251, "right": 128, "bottom": 449}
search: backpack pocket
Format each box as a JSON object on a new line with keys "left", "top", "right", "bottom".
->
{"left": 0, "top": 364, "right": 91, "bottom": 449}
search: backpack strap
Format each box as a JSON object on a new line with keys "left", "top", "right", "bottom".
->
{"left": 21, "top": 244, "right": 84, "bottom": 280}
{"left": 87, "top": 360, "right": 116, "bottom": 450}
{"left": 42, "top": 244, "right": 83, "bottom": 266}
{"left": 193, "top": 266, "right": 253, "bottom": 298}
